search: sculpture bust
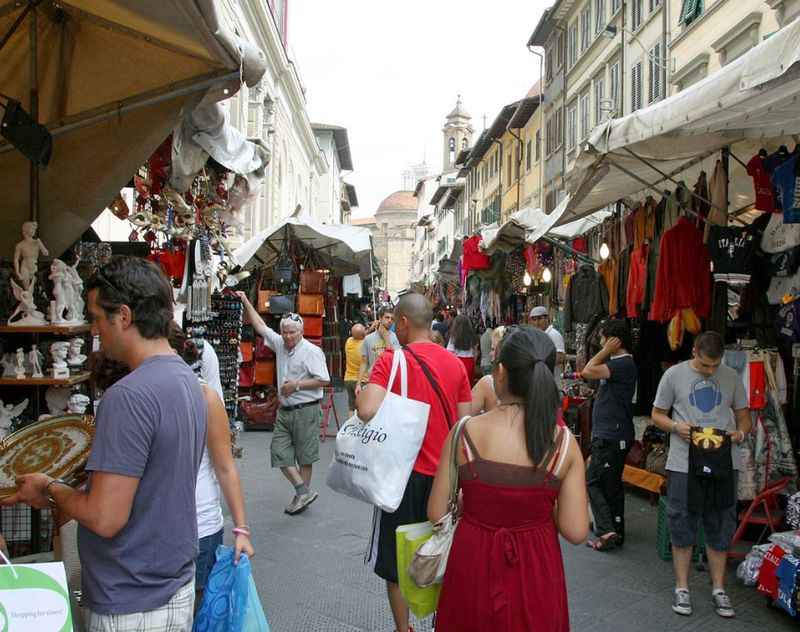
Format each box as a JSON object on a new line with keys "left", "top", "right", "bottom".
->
{"left": 67, "top": 337, "right": 87, "bottom": 367}
{"left": 50, "top": 341, "right": 70, "bottom": 370}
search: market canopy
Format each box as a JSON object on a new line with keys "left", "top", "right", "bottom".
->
{"left": 480, "top": 195, "right": 572, "bottom": 254}
{"left": 233, "top": 215, "right": 376, "bottom": 278}
{"left": 0, "top": 0, "right": 267, "bottom": 257}
{"left": 561, "top": 15, "right": 800, "bottom": 225}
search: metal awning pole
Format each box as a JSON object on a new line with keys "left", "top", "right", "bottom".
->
{"left": 539, "top": 234, "right": 598, "bottom": 265}
{"left": 606, "top": 154, "right": 747, "bottom": 227}
{"left": 29, "top": 1, "right": 38, "bottom": 222}
{"left": 369, "top": 235, "right": 377, "bottom": 316}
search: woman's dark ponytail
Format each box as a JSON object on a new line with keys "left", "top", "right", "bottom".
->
{"left": 498, "top": 328, "right": 560, "bottom": 465}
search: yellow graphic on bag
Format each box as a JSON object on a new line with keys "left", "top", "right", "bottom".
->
{"left": 691, "top": 427, "right": 725, "bottom": 451}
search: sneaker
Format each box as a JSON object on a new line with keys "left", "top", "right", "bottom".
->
{"left": 288, "top": 490, "right": 319, "bottom": 515}
{"left": 672, "top": 589, "right": 692, "bottom": 616}
{"left": 284, "top": 496, "right": 302, "bottom": 514}
{"left": 712, "top": 591, "right": 735, "bottom": 618}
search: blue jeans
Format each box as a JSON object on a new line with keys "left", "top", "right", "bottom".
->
{"left": 196, "top": 529, "right": 224, "bottom": 590}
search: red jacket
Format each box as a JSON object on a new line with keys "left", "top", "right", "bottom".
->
{"left": 626, "top": 244, "right": 648, "bottom": 317}
{"left": 648, "top": 218, "right": 712, "bottom": 322}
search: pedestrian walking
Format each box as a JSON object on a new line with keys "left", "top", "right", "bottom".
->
{"left": 357, "top": 293, "right": 472, "bottom": 632}
{"left": 478, "top": 325, "right": 494, "bottom": 376}
{"left": 580, "top": 319, "right": 637, "bottom": 551}
{"left": 358, "top": 305, "right": 400, "bottom": 391}
{"left": 429, "top": 327, "right": 589, "bottom": 631}
{"left": 239, "top": 293, "right": 331, "bottom": 515}
{"left": 470, "top": 325, "right": 505, "bottom": 414}
{"left": 651, "top": 331, "right": 750, "bottom": 619}
{"left": 5, "top": 256, "right": 207, "bottom": 631}
{"left": 530, "top": 306, "right": 566, "bottom": 384}
{"left": 344, "top": 323, "right": 366, "bottom": 416}
{"left": 447, "top": 314, "right": 478, "bottom": 384}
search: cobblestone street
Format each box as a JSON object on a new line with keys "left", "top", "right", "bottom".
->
{"left": 227, "top": 394, "right": 795, "bottom": 632}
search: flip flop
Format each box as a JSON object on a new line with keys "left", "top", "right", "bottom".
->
{"left": 586, "top": 534, "right": 619, "bottom": 551}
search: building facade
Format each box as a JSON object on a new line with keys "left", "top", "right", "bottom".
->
{"left": 372, "top": 191, "right": 418, "bottom": 297}
{"left": 312, "top": 124, "right": 357, "bottom": 225}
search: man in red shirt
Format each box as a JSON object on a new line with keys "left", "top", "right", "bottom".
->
{"left": 357, "top": 293, "right": 472, "bottom": 632}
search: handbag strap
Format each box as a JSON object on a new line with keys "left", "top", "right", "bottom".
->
{"left": 403, "top": 344, "right": 454, "bottom": 429}
{"left": 447, "top": 417, "right": 470, "bottom": 516}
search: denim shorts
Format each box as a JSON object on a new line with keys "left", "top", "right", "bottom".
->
{"left": 667, "top": 471, "right": 738, "bottom": 552}
{"left": 196, "top": 529, "right": 224, "bottom": 590}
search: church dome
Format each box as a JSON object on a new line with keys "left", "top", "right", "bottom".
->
{"left": 377, "top": 190, "right": 417, "bottom": 214}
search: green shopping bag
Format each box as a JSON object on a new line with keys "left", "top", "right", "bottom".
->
{"left": 396, "top": 522, "right": 441, "bottom": 619}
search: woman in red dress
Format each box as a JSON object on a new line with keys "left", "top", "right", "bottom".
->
{"left": 447, "top": 315, "right": 478, "bottom": 385}
{"left": 429, "top": 327, "right": 589, "bottom": 631}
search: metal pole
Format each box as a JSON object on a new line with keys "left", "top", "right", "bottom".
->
{"left": 29, "top": 2, "right": 39, "bottom": 222}
{"left": 368, "top": 235, "right": 377, "bottom": 316}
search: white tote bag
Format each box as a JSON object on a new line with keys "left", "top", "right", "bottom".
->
{"left": 326, "top": 349, "right": 430, "bottom": 512}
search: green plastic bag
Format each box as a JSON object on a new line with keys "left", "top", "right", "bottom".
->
{"left": 396, "top": 522, "right": 441, "bottom": 619}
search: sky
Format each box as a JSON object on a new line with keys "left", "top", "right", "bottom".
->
{"left": 291, "top": 0, "right": 548, "bottom": 219}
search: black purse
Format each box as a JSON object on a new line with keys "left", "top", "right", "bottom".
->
{"left": 267, "top": 294, "right": 296, "bottom": 315}
{"left": 274, "top": 237, "right": 296, "bottom": 287}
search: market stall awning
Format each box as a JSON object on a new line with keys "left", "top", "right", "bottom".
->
{"left": 0, "top": 0, "right": 267, "bottom": 256}
{"left": 562, "top": 15, "right": 800, "bottom": 225}
{"left": 481, "top": 195, "right": 572, "bottom": 254}
{"left": 233, "top": 215, "right": 375, "bottom": 278}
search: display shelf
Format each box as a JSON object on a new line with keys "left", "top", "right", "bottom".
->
{"left": 0, "top": 324, "right": 91, "bottom": 335}
{"left": 0, "top": 372, "right": 90, "bottom": 386}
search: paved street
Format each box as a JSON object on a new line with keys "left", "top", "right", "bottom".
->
{"left": 228, "top": 393, "right": 795, "bottom": 632}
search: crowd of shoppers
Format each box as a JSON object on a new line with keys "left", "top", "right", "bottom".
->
{"left": 1, "top": 253, "right": 752, "bottom": 630}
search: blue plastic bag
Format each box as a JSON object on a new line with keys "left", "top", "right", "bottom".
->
{"left": 193, "top": 545, "right": 270, "bottom": 632}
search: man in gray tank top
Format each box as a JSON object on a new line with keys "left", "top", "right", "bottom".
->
{"left": 5, "top": 257, "right": 207, "bottom": 631}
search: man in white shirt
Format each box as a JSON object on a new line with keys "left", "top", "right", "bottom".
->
{"left": 238, "top": 292, "right": 330, "bottom": 515}
{"left": 530, "top": 306, "right": 565, "bottom": 382}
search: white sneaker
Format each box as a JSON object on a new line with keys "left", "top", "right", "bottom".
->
{"left": 672, "top": 589, "right": 692, "bottom": 616}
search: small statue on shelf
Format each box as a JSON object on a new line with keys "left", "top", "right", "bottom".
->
{"left": 67, "top": 337, "right": 87, "bottom": 368}
{"left": 14, "top": 348, "right": 25, "bottom": 380}
{"left": 8, "top": 277, "right": 46, "bottom": 326}
{"left": 0, "top": 398, "right": 28, "bottom": 440}
{"left": 39, "top": 386, "right": 70, "bottom": 420}
{"left": 50, "top": 341, "right": 70, "bottom": 378}
{"left": 49, "top": 259, "right": 71, "bottom": 324}
{"left": 29, "top": 343, "right": 44, "bottom": 378}
{"left": 67, "top": 393, "right": 90, "bottom": 415}
{"left": 13, "top": 221, "right": 48, "bottom": 289}
{"left": 65, "top": 257, "right": 85, "bottom": 324}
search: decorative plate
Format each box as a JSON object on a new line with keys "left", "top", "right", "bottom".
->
{"left": 0, "top": 415, "right": 95, "bottom": 498}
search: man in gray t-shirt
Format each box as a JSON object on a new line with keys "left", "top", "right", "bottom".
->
{"left": 359, "top": 306, "right": 400, "bottom": 386}
{"left": 5, "top": 257, "right": 207, "bottom": 630}
{"left": 651, "top": 332, "right": 750, "bottom": 620}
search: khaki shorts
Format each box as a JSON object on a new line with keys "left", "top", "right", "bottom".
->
{"left": 344, "top": 380, "right": 358, "bottom": 409}
{"left": 85, "top": 580, "right": 194, "bottom": 632}
{"left": 270, "top": 403, "right": 322, "bottom": 468}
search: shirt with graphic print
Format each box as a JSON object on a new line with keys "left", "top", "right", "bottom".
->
{"left": 653, "top": 360, "right": 748, "bottom": 473}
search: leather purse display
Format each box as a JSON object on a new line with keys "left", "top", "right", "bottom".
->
{"left": 300, "top": 269, "right": 326, "bottom": 294}
{"left": 275, "top": 238, "right": 296, "bottom": 287}
{"left": 298, "top": 293, "right": 325, "bottom": 316}
{"left": 240, "top": 387, "right": 279, "bottom": 429}
{"left": 303, "top": 315, "right": 323, "bottom": 337}
{"left": 254, "top": 360, "right": 275, "bottom": 385}
{"left": 238, "top": 365, "right": 255, "bottom": 388}
{"left": 268, "top": 294, "right": 295, "bottom": 315}
{"left": 254, "top": 336, "right": 275, "bottom": 361}
{"left": 240, "top": 341, "right": 254, "bottom": 363}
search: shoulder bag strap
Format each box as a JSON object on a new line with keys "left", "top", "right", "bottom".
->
{"left": 402, "top": 344, "right": 454, "bottom": 428}
{"left": 448, "top": 417, "right": 469, "bottom": 514}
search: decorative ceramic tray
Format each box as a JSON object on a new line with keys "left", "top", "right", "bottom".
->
{"left": 0, "top": 415, "right": 95, "bottom": 498}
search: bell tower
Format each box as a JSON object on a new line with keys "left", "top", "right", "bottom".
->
{"left": 442, "top": 95, "right": 474, "bottom": 173}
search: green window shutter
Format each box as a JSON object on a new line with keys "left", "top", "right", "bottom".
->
{"left": 680, "top": 0, "right": 703, "bottom": 25}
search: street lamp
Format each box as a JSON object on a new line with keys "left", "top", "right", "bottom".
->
{"left": 602, "top": 25, "right": 667, "bottom": 69}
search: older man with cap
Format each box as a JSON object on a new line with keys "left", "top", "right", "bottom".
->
{"left": 530, "top": 305, "right": 566, "bottom": 384}
{"left": 238, "top": 292, "right": 330, "bottom": 515}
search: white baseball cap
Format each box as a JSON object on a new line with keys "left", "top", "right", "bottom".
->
{"left": 529, "top": 306, "right": 548, "bottom": 319}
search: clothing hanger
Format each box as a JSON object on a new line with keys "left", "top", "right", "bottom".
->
{"left": 758, "top": 148, "right": 768, "bottom": 158}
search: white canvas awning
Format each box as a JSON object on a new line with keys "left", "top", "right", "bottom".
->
{"left": 0, "top": 0, "right": 267, "bottom": 256}
{"left": 481, "top": 195, "right": 573, "bottom": 254}
{"left": 233, "top": 215, "right": 375, "bottom": 278}
{"left": 562, "top": 16, "right": 800, "bottom": 225}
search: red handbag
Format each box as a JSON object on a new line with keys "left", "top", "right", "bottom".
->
{"left": 238, "top": 365, "right": 255, "bottom": 387}
{"left": 303, "top": 316, "right": 323, "bottom": 337}
{"left": 255, "top": 336, "right": 275, "bottom": 361}
{"left": 240, "top": 387, "right": 279, "bottom": 429}
{"left": 254, "top": 360, "right": 276, "bottom": 385}
{"left": 240, "top": 341, "right": 254, "bottom": 363}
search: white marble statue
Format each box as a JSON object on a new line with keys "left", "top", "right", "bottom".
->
{"left": 41, "top": 386, "right": 70, "bottom": 419}
{"left": 14, "top": 348, "right": 25, "bottom": 380}
{"left": 8, "top": 277, "right": 46, "bottom": 326}
{"left": 49, "top": 259, "right": 71, "bottom": 324}
{"left": 50, "top": 341, "right": 70, "bottom": 375}
{"left": 67, "top": 393, "right": 90, "bottom": 415}
{"left": 67, "top": 338, "right": 87, "bottom": 367}
{"left": 13, "top": 221, "right": 48, "bottom": 290}
{"left": 65, "top": 258, "right": 85, "bottom": 323}
{"left": 0, "top": 398, "right": 28, "bottom": 440}
{"left": 29, "top": 344, "right": 44, "bottom": 378}
{"left": 0, "top": 354, "right": 15, "bottom": 377}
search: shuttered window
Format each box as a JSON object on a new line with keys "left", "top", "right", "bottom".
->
{"left": 631, "top": 62, "right": 643, "bottom": 111}
{"left": 649, "top": 43, "right": 662, "bottom": 103}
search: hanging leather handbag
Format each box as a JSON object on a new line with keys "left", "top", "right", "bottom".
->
{"left": 268, "top": 294, "right": 296, "bottom": 315}
{"left": 303, "top": 315, "right": 323, "bottom": 337}
{"left": 238, "top": 365, "right": 255, "bottom": 388}
{"left": 298, "top": 293, "right": 325, "bottom": 316}
{"left": 300, "top": 269, "right": 326, "bottom": 294}
{"left": 254, "top": 336, "right": 275, "bottom": 361}
{"left": 240, "top": 387, "right": 279, "bottom": 429}
{"left": 274, "top": 237, "right": 296, "bottom": 287}
{"left": 254, "top": 360, "right": 276, "bottom": 385}
{"left": 240, "top": 341, "right": 254, "bottom": 363}
{"left": 257, "top": 271, "right": 276, "bottom": 313}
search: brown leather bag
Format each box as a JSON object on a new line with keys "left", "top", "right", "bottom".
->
{"left": 240, "top": 341, "right": 254, "bottom": 363}
{"left": 240, "top": 387, "right": 279, "bottom": 428}
{"left": 297, "top": 293, "right": 324, "bottom": 316}
{"left": 300, "top": 269, "right": 326, "bottom": 294}
{"left": 303, "top": 316, "right": 323, "bottom": 337}
{"left": 254, "top": 360, "right": 275, "bottom": 385}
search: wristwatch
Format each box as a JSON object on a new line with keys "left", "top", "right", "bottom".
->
{"left": 46, "top": 478, "right": 70, "bottom": 507}
{"left": 295, "top": 381, "right": 301, "bottom": 392}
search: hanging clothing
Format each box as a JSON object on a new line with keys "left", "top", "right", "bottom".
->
{"left": 616, "top": 246, "right": 631, "bottom": 318}
{"left": 564, "top": 264, "right": 609, "bottom": 333}
{"left": 746, "top": 153, "right": 777, "bottom": 213}
{"left": 598, "top": 257, "right": 619, "bottom": 316}
{"left": 760, "top": 212, "right": 800, "bottom": 254}
{"left": 626, "top": 244, "right": 648, "bottom": 317}
{"left": 707, "top": 225, "right": 756, "bottom": 285}
{"left": 705, "top": 160, "right": 728, "bottom": 243}
{"left": 342, "top": 273, "right": 362, "bottom": 297}
{"left": 462, "top": 236, "right": 491, "bottom": 272}
{"left": 649, "top": 218, "right": 712, "bottom": 322}
{"left": 771, "top": 151, "right": 800, "bottom": 224}
{"left": 692, "top": 171, "right": 710, "bottom": 230}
